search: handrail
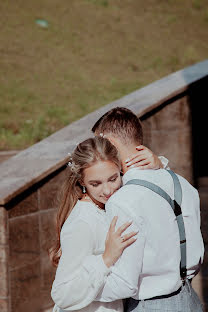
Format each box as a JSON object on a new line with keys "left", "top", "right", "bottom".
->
{"left": 0, "top": 59, "right": 208, "bottom": 205}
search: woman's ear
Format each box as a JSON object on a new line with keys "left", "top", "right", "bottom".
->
{"left": 79, "top": 179, "right": 84, "bottom": 187}
{"left": 105, "top": 135, "right": 121, "bottom": 152}
{"left": 105, "top": 135, "right": 116, "bottom": 146}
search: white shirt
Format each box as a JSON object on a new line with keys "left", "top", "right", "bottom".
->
{"left": 51, "top": 200, "right": 123, "bottom": 312}
{"left": 95, "top": 168, "right": 204, "bottom": 301}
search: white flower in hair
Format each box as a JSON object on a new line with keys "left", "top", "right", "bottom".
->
{"left": 99, "top": 133, "right": 106, "bottom": 138}
{"left": 68, "top": 159, "right": 77, "bottom": 173}
{"left": 67, "top": 152, "right": 74, "bottom": 168}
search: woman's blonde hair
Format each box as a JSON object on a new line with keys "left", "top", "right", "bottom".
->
{"left": 49, "top": 136, "right": 121, "bottom": 267}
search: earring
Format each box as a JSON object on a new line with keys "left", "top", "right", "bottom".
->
{"left": 82, "top": 186, "right": 86, "bottom": 194}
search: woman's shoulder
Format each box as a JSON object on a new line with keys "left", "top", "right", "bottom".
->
{"left": 61, "top": 200, "right": 102, "bottom": 234}
{"left": 78, "top": 200, "right": 106, "bottom": 228}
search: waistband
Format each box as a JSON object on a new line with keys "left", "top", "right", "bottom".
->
{"left": 143, "top": 285, "right": 182, "bottom": 301}
{"left": 130, "top": 279, "right": 192, "bottom": 303}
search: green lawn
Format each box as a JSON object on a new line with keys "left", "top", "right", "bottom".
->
{"left": 1, "top": 0, "right": 208, "bottom": 150}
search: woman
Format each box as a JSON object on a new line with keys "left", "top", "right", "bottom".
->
{"left": 50, "top": 136, "right": 167, "bottom": 312}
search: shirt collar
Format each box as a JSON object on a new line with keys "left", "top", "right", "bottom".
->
{"left": 122, "top": 168, "right": 155, "bottom": 185}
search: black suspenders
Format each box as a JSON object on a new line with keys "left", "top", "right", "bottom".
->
{"left": 125, "top": 170, "right": 187, "bottom": 280}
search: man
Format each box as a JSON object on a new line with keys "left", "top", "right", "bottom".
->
{"left": 92, "top": 107, "right": 204, "bottom": 311}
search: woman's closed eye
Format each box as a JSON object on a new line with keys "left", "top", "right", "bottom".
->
{"left": 90, "top": 182, "right": 100, "bottom": 187}
{"left": 109, "top": 175, "right": 118, "bottom": 182}
{"left": 109, "top": 177, "right": 118, "bottom": 182}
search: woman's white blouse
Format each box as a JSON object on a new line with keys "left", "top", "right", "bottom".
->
{"left": 51, "top": 200, "right": 123, "bottom": 312}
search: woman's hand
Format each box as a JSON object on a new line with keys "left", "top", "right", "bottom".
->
{"left": 102, "top": 216, "right": 138, "bottom": 268}
{"left": 125, "top": 145, "right": 163, "bottom": 170}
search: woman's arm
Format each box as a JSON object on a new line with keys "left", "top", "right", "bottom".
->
{"left": 103, "top": 216, "right": 138, "bottom": 267}
{"left": 125, "top": 145, "right": 169, "bottom": 170}
{"left": 51, "top": 218, "right": 137, "bottom": 311}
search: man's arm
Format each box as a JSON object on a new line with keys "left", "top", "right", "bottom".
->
{"left": 96, "top": 200, "right": 146, "bottom": 302}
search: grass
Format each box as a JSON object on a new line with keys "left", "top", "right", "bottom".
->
{"left": 86, "top": 0, "right": 109, "bottom": 7}
{"left": 0, "top": 0, "right": 208, "bottom": 150}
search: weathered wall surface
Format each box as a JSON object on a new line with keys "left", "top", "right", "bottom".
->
{"left": 142, "top": 94, "right": 193, "bottom": 182}
{"left": 3, "top": 169, "right": 67, "bottom": 312}
{"left": 0, "top": 207, "right": 9, "bottom": 312}
{"left": 0, "top": 60, "right": 208, "bottom": 312}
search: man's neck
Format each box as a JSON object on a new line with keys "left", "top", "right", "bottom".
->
{"left": 118, "top": 146, "right": 139, "bottom": 174}
{"left": 105, "top": 135, "right": 141, "bottom": 174}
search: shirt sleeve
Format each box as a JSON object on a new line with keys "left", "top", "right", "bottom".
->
{"left": 158, "top": 156, "right": 170, "bottom": 169}
{"left": 95, "top": 200, "right": 146, "bottom": 302}
{"left": 51, "top": 220, "right": 111, "bottom": 311}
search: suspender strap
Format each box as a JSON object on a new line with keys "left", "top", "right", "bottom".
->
{"left": 125, "top": 179, "right": 175, "bottom": 210}
{"left": 166, "top": 170, "right": 182, "bottom": 206}
{"left": 125, "top": 170, "right": 187, "bottom": 279}
{"left": 166, "top": 170, "right": 187, "bottom": 278}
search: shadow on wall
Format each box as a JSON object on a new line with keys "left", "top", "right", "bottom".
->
{"left": 188, "top": 76, "right": 208, "bottom": 310}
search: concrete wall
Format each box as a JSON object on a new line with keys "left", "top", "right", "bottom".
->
{"left": 0, "top": 60, "right": 208, "bottom": 312}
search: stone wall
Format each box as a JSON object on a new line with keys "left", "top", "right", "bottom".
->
{"left": 0, "top": 207, "right": 9, "bottom": 312}
{"left": 0, "top": 60, "right": 208, "bottom": 312}
{"left": 0, "top": 168, "right": 69, "bottom": 311}
{"left": 142, "top": 94, "right": 193, "bottom": 182}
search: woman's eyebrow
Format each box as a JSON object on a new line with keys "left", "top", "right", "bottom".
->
{"left": 88, "top": 179, "right": 101, "bottom": 183}
{"left": 88, "top": 173, "right": 118, "bottom": 183}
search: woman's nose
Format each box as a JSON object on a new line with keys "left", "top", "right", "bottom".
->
{"left": 103, "top": 184, "right": 111, "bottom": 196}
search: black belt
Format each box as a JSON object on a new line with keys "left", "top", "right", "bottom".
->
{"left": 124, "top": 286, "right": 184, "bottom": 312}
{"left": 143, "top": 286, "right": 182, "bottom": 301}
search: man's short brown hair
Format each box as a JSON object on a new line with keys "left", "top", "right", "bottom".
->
{"left": 92, "top": 107, "right": 143, "bottom": 145}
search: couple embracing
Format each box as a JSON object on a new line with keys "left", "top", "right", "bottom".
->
{"left": 51, "top": 107, "right": 204, "bottom": 312}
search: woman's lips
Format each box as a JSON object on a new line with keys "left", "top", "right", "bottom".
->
{"left": 103, "top": 195, "right": 112, "bottom": 200}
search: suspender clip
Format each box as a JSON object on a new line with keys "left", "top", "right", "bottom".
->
{"left": 180, "top": 268, "right": 187, "bottom": 280}
{"left": 181, "top": 278, "right": 186, "bottom": 286}
{"left": 173, "top": 200, "right": 182, "bottom": 216}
